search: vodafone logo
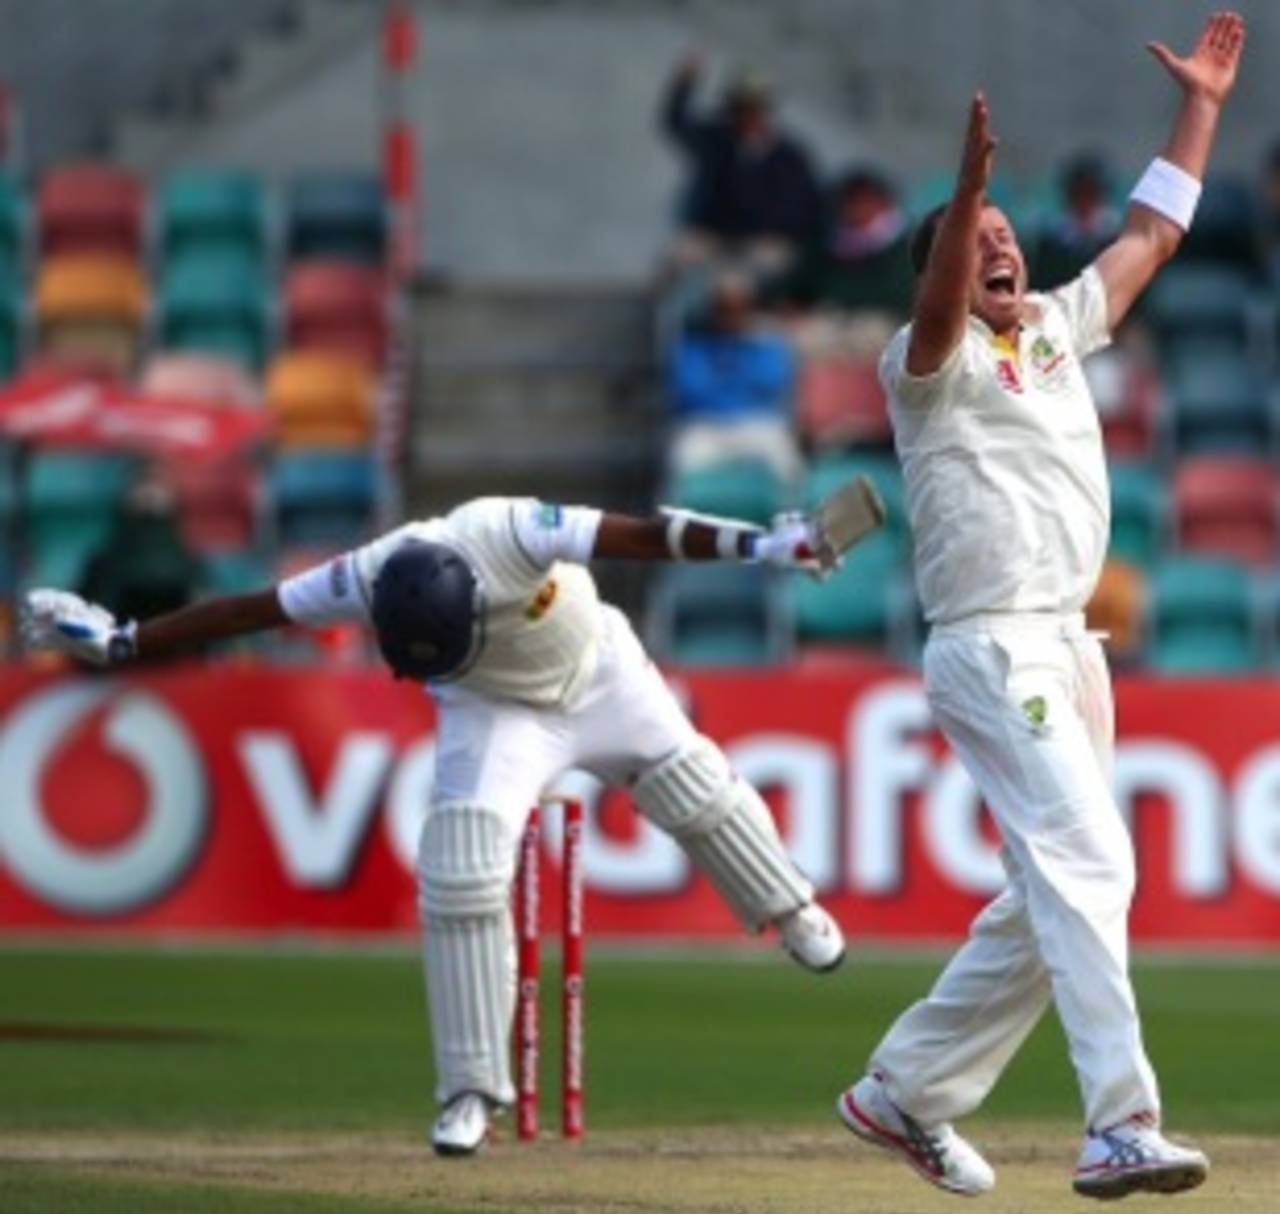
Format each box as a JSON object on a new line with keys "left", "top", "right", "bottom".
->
{"left": 0, "top": 682, "right": 207, "bottom": 915}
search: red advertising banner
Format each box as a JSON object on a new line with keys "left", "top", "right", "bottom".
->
{"left": 1, "top": 663, "right": 1279, "bottom": 945}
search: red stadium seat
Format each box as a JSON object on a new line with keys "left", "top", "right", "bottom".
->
{"left": 283, "top": 260, "right": 387, "bottom": 366}
{"left": 1094, "top": 356, "right": 1162, "bottom": 460}
{"left": 38, "top": 163, "right": 145, "bottom": 258}
{"left": 1173, "top": 456, "right": 1278, "bottom": 566}
{"left": 794, "top": 356, "right": 890, "bottom": 449}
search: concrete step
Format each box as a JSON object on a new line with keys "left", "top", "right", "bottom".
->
{"left": 420, "top": 364, "right": 654, "bottom": 417}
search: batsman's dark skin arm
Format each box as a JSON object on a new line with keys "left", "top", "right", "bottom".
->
{"left": 126, "top": 513, "right": 740, "bottom": 660}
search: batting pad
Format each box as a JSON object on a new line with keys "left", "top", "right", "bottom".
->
{"left": 633, "top": 738, "right": 812, "bottom": 931}
{"left": 418, "top": 805, "right": 518, "bottom": 1106}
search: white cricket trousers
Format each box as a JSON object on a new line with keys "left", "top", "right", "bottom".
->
{"left": 870, "top": 612, "right": 1160, "bottom": 1132}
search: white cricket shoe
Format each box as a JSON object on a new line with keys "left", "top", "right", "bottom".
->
{"left": 837, "top": 1074, "right": 995, "bottom": 1196}
{"left": 1073, "top": 1113, "right": 1208, "bottom": 1200}
{"left": 431, "top": 1092, "right": 491, "bottom": 1157}
{"left": 777, "top": 903, "right": 846, "bottom": 972}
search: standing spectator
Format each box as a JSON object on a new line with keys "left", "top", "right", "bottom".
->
{"left": 667, "top": 272, "right": 799, "bottom": 482}
{"left": 659, "top": 54, "right": 822, "bottom": 275}
{"left": 1032, "top": 152, "right": 1122, "bottom": 287}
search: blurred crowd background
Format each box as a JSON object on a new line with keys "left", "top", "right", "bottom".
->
{"left": 3, "top": 0, "right": 1280, "bottom": 675}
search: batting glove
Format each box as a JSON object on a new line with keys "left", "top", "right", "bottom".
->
{"left": 750, "top": 513, "right": 829, "bottom": 577}
{"left": 19, "top": 589, "right": 137, "bottom": 666}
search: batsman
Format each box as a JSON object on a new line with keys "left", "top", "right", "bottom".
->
{"left": 21, "top": 481, "right": 883, "bottom": 1156}
{"left": 836, "top": 12, "right": 1244, "bottom": 1202}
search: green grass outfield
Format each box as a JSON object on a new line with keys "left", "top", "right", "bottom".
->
{"left": 1, "top": 944, "right": 1277, "bottom": 1211}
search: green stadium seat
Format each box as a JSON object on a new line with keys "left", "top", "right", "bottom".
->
{"left": 1145, "top": 264, "right": 1252, "bottom": 350}
{"left": 286, "top": 171, "right": 387, "bottom": 265}
{"left": 159, "top": 252, "right": 271, "bottom": 369}
{"left": 22, "top": 451, "right": 136, "bottom": 587}
{"left": 666, "top": 458, "right": 787, "bottom": 526}
{"left": 1149, "top": 555, "right": 1258, "bottom": 674}
{"left": 1166, "top": 354, "right": 1270, "bottom": 454}
{"left": 159, "top": 169, "right": 268, "bottom": 267}
{"left": 651, "top": 564, "right": 787, "bottom": 666}
{"left": 1108, "top": 462, "right": 1165, "bottom": 568}
{"left": 273, "top": 449, "right": 377, "bottom": 547}
{"left": 790, "top": 529, "right": 901, "bottom": 645}
{"left": 803, "top": 452, "right": 906, "bottom": 546}
{"left": 200, "top": 548, "right": 271, "bottom": 596}
{"left": 907, "top": 170, "right": 1019, "bottom": 221}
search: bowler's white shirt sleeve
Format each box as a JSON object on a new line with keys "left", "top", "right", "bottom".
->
{"left": 879, "top": 325, "right": 978, "bottom": 411}
{"left": 277, "top": 551, "right": 369, "bottom": 625}
{"left": 1047, "top": 265, "right": 1111, "bottom": 359}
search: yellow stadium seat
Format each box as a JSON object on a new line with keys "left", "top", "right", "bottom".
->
{"left": 35, "top": 255, "right": 147, "bottom": 325}
{"left": 266, "top": 350, "right": 373, "bottom": 448}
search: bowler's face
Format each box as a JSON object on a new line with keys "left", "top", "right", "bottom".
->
{"left": 969, "top": 206, "right": 1027, "bottom": 337}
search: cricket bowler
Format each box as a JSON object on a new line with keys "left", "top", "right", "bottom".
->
{"left": 22, "top": 483, "right": 882, "bottom": 1156}
{"left": 835, "top": 12, "right": 1244, "bottom": 1201}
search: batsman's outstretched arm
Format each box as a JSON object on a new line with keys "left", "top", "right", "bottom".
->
{"left": 21, "top": 586, "right": 289, "bottom": 666}
{"left": 1095, "top": 11, "right": 1245, "bottom": 329}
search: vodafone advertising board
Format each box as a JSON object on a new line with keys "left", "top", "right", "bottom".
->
{"left": 1, "top": 664, "right": 1280, "bottom": 944}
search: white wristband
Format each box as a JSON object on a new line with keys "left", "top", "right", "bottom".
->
{"left": 1130, "top": 157, "right": 1201, "bottom": 231}
{"left": 661, "top": 507, "right": 757, "bottom": 560}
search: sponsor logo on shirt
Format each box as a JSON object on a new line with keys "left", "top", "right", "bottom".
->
{"left": 329, "top": 557, "right": 350, "bottom": 598}
{"left": 995, "top": 357, "right": 1023, "bottom": 394}
{"left": 526, "top": 578, "right": 558, "bottom": 621}
{"left": 1029, "top": 335, "right": 1070, "bottom": 392}
{"left": 536, "top": 502, "right": 563, "bottom": 530}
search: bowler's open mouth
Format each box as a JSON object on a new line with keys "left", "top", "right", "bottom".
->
{"left": 984, "top": 268, "right": 1017, "bottom": 297}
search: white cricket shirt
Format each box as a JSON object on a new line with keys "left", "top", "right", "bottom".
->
{"left": 880, "top": 267, "right": 1112, "bottom": 625}
{"left": 278, "top": 497, "right": 604, "bottom": 707}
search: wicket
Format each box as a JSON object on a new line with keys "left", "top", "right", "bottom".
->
{"left": 514, "top": 797, "right": 584, "bottom": 1142}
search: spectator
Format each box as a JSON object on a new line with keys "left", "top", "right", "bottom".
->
{"left": 80, "top": 470, "right": 203, "bottom": 628}
{"left": 1032, "top": 152, "right": 1122, "bottom": 288}
{"left": 660, "top": 54, "right": 822, "bottom": 275}
{"left": 667, "top": 272, "right": 799, "bottom": 482}
{"left": 779, "top": 166, "right": 914, "bottom": 317}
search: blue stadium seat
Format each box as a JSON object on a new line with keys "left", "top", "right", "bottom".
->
{"left": 666, "top": 458, "right": 787, "bottom": 526}
{"left": 1108, "top": 462, "right": 1165, "bottom": 568}
{"left": 286, "top": 171, "right": 387, "bottom": 265}
{"left": 1149, "top": 555, "right": 1258, "bottom": 674}
{"left": 1166, "top": 354, "right": 1271, "bottom": 454}
{"left": 272, "top": 450, "right": 378, "bottom": 547}
{"left": 650, "top": 564, "right": 788, "bottom": 666}
{"left": 1145, "top": 264, "right": 1252, "bottom": 350}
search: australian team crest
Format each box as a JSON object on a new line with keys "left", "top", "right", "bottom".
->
{"left": 1028, "top": 334, "right": 1071, "bottom": 392}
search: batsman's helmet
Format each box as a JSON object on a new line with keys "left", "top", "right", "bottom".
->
{"left": 371, "top": 540, "right": 485, "bottom": 681}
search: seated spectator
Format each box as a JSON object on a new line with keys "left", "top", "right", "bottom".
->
{"left": 776, "top": 166, "right": 913, "bottom": 317}
{"left": 659, "top": 53, "right": 822, "bottom": 276}
{"left": 666, "top": 272, "right": 799, "bottom": 482}
{"left": 1032, "top": 153, "right": 1121, "bottom": 288}
{"left": 80, "top": 470, "right": 203, "bottom": 629}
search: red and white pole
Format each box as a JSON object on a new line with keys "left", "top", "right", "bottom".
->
{"left": 380, "top": 0, "right": 419, "bottom": 282}
{"left": 514, "top": 807, "right": 541, "bottom": 1142}
{"left": 561, "top": 798, "right": 585, "bottom": 1141}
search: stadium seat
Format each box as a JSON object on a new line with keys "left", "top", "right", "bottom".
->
{"left": 34, "top": 255, "right": 147, "bottom": 374}
{"left": 272, "top": 449, "right": 378, "bottom": 547}
{"left": 158, "top": 169, "right": 268, "bottom": 267}
{"left": 158, "top": 252, "right": 271, "bottom": 369}
{"left": 37, "top": 163, "right": 145, "bottom": 258}
{"left": 0, "top": 294, "right": 19, "bottom": 380}
{"left": 1173, "top": 456, "right": 1277, "bottom": 567}
{"left": 0, "top": 171, "right": 24, "bottom": 286}
{"left": 790, "top": 529, "right": 901, "bottom": 646}
{"left": 1145, "top": 264, "right": 1252, "bottom": 351}
{"left": 286, "top": 171, "right": 387, "bottom": 265}
{"left": 804, "top": 451, "right": 906, "bottom": 546}
{"left": 907, "top": 169, "right": 1019, "bottom": 221}
{"left": 666, "top": 458, "right": 786, "bottom": 526}
{"left": 1108, "top": 462, "right": 1165, "bottom": 568}
{"left": 283, "top": 260, "right": 387, "bottom": 365}
{"left": 1165, "top": 354, "right": 1271, "bottom": 455}
{"left": 1086, "top": 558, "right": 1146, "bottom": 665}
{"left": 266, "top": 350, "right": 374, "bottom": 448}
{"left": 200, "top": 548, "right": 271, "bottom": 596}
{"left": 22, "top": 450, "right": 136, "bottom": 587}
{"left": 794, "top": 357, "right": 890, "bottom": 449}
{"left": 161, "top": 454, "right": 261, "bottom": 553}
{"left": 1176, "top": 175, "right": 1258, "bottom": 269}
{"left": 649, "top": 564, "right": 788, "bottom": 666}
{"left": 1089, "top": 348, "right": 1162, "bottom": 460}
{"left": 1149, "top": 555, "right": 1258, "bottom": 674}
